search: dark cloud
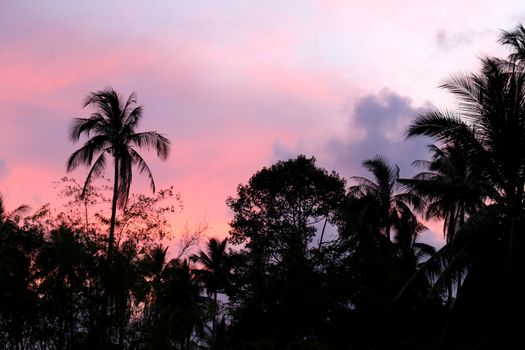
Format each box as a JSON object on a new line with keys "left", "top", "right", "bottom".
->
{"left": 325, "top": 89, "right": 433, "bottom": 180}
{"left": 271, "top": 89, "right": 441, "bottom": 243}
{"left": 272, "top": 89, "right": 434, "bottom": 180}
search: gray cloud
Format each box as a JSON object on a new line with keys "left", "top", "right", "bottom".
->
{"left": 326, "top": 89, "right": 433, "bottom": 179}
{"left": 272, "top": 89, "right": 440, "bottom": 243}
{"left": 272, "top": 89, "right": 434, "bottom": 181}
{"left": 434, "top": 29, "right": 492, "bottom": 51}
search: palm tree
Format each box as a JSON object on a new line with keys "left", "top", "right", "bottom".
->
{"left": 349, "top": 155, "right": 422, "bottom": 241}
{"left": 139, "top": 244, "right": 169, "bottom": 312}
{"left": 153, "top": 258, "right": 206, "bottom": 350}
{"left": 391, "top": 206, "right": 436, "bottom": 301}
{"left": 499, "top": 24, "right": 525, "bottom": 67}
{"left": 67, "top": 88, "right": 170, "bottom": 253}
{"left": 399, "top": 143, "right": 485, "bottom": 305}
{"left": 193, "top": 237, "right": 230, "bottom": 339}
{"left": 406, "top": 47, "right": 525, "bottom": 346}
{"left": 0, "top": 192, "right": 30, "bottom": 232}
{"left": 0, "top": 192, "right": 33, "bottom": 349}
{"left": 406, "top": 56, "right": 525, "bottom": 277}
{"left": 401, "top": 143, "right": 485, "bottom": 244}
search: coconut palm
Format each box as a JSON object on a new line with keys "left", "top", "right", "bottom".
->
{"left": 406, "top": 49, "right": 525, "bottom": 346}
{"left": 0, "top": 193, "right": 33, "bottom": 349}
{"left": 193, "top": 237, "right": 230, "bottom": 339}
{"left": 139, "top": 244, "right": 169, "bottom": 313}
{"left": 499, "top": 24, "right": 525, "bottom": 67}
{"left": 0, "top": 192, "right": 30, "bottom": 233}
{"left": 399, "top": 143, "right": 485, "bottom": 305}
{"left": 406, "top": 56, "right": 525, "bottom": 275}
{"left": 349, "top": 155, "right": 423, "bottom": 241}
{"left": 153, "top": 258, "right": 206, "bottom": 350}
{"left": 401, "top": 143, "right": 485, "bottom": 244}
{"left": 66, "top": 88, "right": 170, "bottom": 253}
{"left": 391, "top": 205, "right": 436, "bottom": 300}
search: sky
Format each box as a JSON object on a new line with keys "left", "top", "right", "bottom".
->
{"left": 1, "top": 1, "right": 524, "bottom": 246}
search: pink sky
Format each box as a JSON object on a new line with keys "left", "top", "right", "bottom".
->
{"left": 1, "top": 1, "right": 524, "bottom": 247}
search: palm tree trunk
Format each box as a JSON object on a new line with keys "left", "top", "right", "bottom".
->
{"left": 109, "top": 157, "right": 120, "bottom": 254}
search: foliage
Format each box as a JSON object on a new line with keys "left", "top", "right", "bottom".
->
{"left": 67, "top": 88, "right": 170, "bottom": 252}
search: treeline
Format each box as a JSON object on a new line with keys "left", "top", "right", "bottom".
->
{"left": 3, "top": 24, "right": 525, "bottom": 349}
{"left": 0, "top": 155, "right": 444, "bottom": 350}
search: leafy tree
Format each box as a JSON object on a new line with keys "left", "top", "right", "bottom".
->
{"left": 228, "top": 155, "right": 346, "bottom": 256}
{"left": 226, "top": 155, "right": 346, "bottom": 347}
{"left": 115, "top": 186, "right": 182, "bottom": 248}
{"left": 53, "top": 176, "right": 111, "bottom": 234}
{"left": 67, "top": 88, "right": 170, "bottom": 253}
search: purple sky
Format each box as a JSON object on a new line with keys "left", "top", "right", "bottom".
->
{"left": 1, "top": 1, "right": 523, "bottom": 245}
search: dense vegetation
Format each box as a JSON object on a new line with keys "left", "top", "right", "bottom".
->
{"left": 2, "top": 25, "right": 525, "bottom": 349}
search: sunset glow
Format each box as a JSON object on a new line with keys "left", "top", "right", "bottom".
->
{"left": 1, "top": 1, "right": 523, "bottom": 245}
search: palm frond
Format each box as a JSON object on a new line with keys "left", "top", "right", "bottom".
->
{"left": 499, "top": 24, "right": 525, "bottom": 66}
{"left": 69, "top": 115, "right": 106, "bottom": 141}
{"left": 81, "top": 152, "right": 107, "bottom": 197}
{"left": 130, "top": 148, "right": 156, "bottom": 192}
{"left": 406, "top": 110, "right": 470, "bottom": 141}
{"left": 130, "top": 131, "right": 171, "bottom": 160}
{"left": 66, "top": 135, "right": 110, "bottom": 171}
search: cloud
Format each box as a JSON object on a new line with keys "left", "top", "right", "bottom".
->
{"left": 271, "top": 89, "right": 442, "bottom": 242}
{"left": 273, "top": 89, "right": 434, "bottom": 180}
{"left": 325, "top": 89, "right": 434, "bottom": 178}
{"left": 434, "top": 29, "right": 492, "bottom": 51}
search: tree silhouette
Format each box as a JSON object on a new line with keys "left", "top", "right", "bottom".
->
{"left": 0, "top": 193, "right": 36, "bottom": 349}
{"left": 499, "top": 24, "right": 525, "bottom": 67}
{"left": 194, "top": 237, "right": 231, "bottom": 341}
{"left": 227, "top": 155, "right": 346, "bottom": 347}
{"left": 407, "top": 38, "right": 525, "bottom": 347}
{"left": 0, "top": 192, "right": 30, "bottom": 232}
{"left": 67, "top": 88, "right": 170, "bottom": 253}
{"left": 349, "top": 155, "right": 422, "bottom": 241}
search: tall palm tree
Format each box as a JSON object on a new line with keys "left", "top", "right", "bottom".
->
{"left": 406, "top": 48, "right": 525, "bottom": 346}
{"left": 349, "top": 155, "right": 422, "bottom": 241}
{"left": 401, "top": 143, "right": 485, "bottom": 244}
{"left": 406, "top": 57, "right": 525, "bottom": 277}
{"left": 399, "top": 143, "right": 485, "bottom": 305}
{"left": 67, "top": 88, "right": 170, "bottom": 253}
